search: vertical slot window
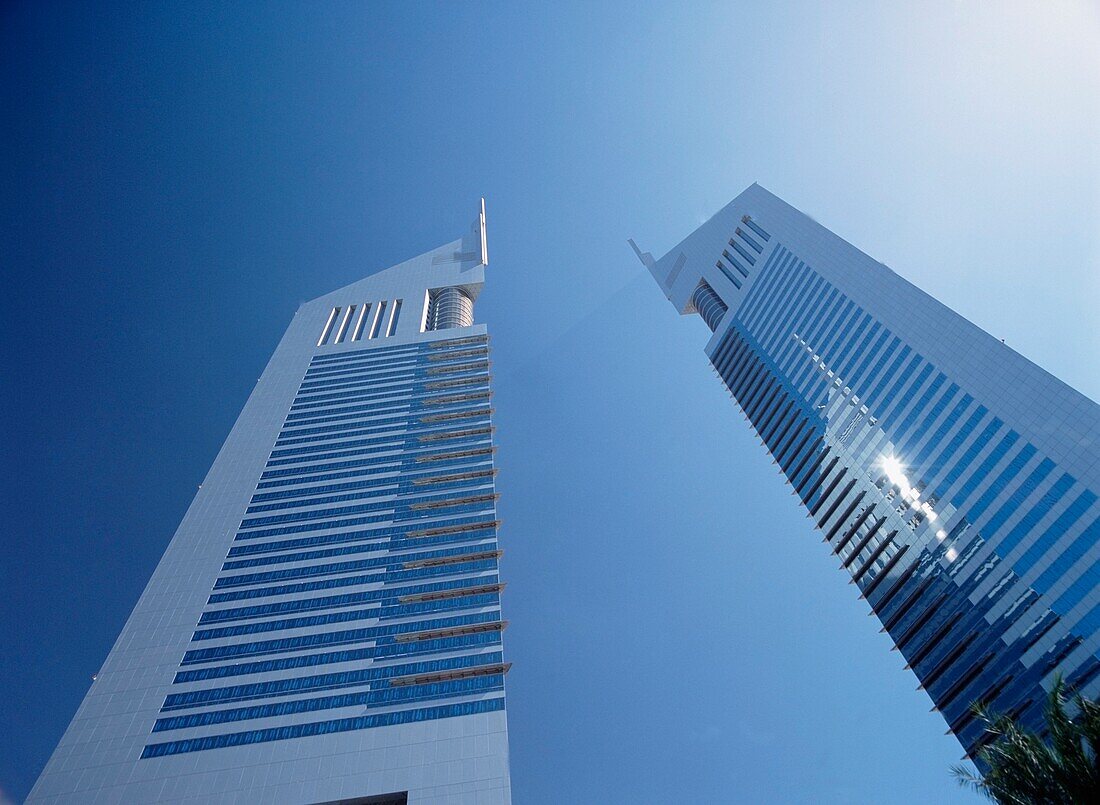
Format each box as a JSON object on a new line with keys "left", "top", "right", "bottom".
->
{"left": 318, "top": 307, "right": 341, "bottom": 346}
{"left": 387, "top": 300, "right": 402, "bottom": 337}
{"left": 369, "top": 300, "right": 388, "bottom": 339}
{"left": 351, "top": 303, "right": 371, "bottom": 341}
{"left": 334, "top": 305, "right": 356, "bottom": 344}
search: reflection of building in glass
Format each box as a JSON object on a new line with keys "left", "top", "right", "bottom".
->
{"left": 636, "top": 184, "right": 1100, "bottom": 757}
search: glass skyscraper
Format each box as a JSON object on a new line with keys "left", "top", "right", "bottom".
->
{"left": 634, "top": 184, "right": 1100, "bottom": 757}
{"left": 30, "top": 204, "right": 512, "bottom": 804}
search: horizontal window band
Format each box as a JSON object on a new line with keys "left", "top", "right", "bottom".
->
{"left": 285, "top": 393, "right": 490, "bottom": 424}
{"left": 294, "top": 368, "right": 489, "bottom": 400}
{"left": 290, "top": 379, "right": 490, "bottom": 412}
{"left": 426, "top": 360, "right": 489, "bottom": 376}
{"left": 424, "top": 374, "right": 492, "bottom": 391}
{"left": 406, "top": 519, "right": 501, "bottom": 538}
{"left": 260, "top": 447, "right": 494, "bottom": 482}
{"left": 412, "top": 469, "right": 497, "bottom": 487}
{"left": 841, "top": 517, "right": 887, "bottom": 570}
{"left": 223, "top": 538, "right": 496, "bottom": 573}
{"left": 225, "top": 519, "right": 497, "bottom": 560}
{"left": 419, "top": 408, "right": 493, "bottom": 424}
{"left": 400, "top": 582, "right": 504, "bottom": 604}
{"left": 238, "top": 486, "right": 495, "bottom": 529}
{"left": 263, "top": 434, "right": 492, "bottom": 470}
{"left": 851, "top": 531, "right": 896, "bottom": 583}
{"left": 304, "top": 353, "right": 486, "bottom": 381}
{"left": 206, "top": 568, "right": 499, "bottom": 613}
{"left": 153, "top": 674, "right": 504, "bottom": 733}
{"left": 257, "top": 456, "right": 492, "bottom": 490}
{"left": 409, "top": 494, "right": 499, "bottom": 512}
{"left": 163, "top": 651, "right": 503, "bottom": 711}
{"left": 233, "top": 505, "right": 499, "bottom": 543}
{"left": 308, "top": 336, "right": 488, "bottom": 368}
{"left": 186, "top": 610, "right": 502, "bottom": 664}
{"left": 735, "top": 227, "right": 763, "bottom": 254}
{"left": 395, "top": 619, "right": 507, "bottom": 643}
{"left": 193, "top": 592, "right": 501, "bottom": 642}
{"left": 300, "top": 363, "right": 477, "bottom": 391}
{"left": 275, "top": 414, "right": 491, "bottom": 449}
{"left": 390, "top": 662, "right": 511, "bottom": 687}
{"left": 427, "top": 348, "right": 488, "bottom": 362}
{"left": 174, "top": 630, "right": 502, "bottom": 685}
{"left": 244, "top": 476, "right": 494, "bottom": 516}
{"left": 418, "top": 427, "right": 492, "bottom": 443}
{"left": 423, "top": 391, "right": 493, "bottom": 406}
{"left": 860, "top": 545, "right": 908, "bottom": 599}
{"left": 740, "top": 215, "right": 771, "bottom": 241}
{"left": 415, "top": 448, "right": 495, "bottom": 464}
{"left": 250, "top": 467, "right": 495, "bottom": 504}
{"left": 403, "top": 549, "right": 502, "bottom": 570}
{"left": 270, "top": 422, "right": 487, "bottom": 459}
{"left": 214, "top": 556, "right": 496, "bottom": 591}
{"left": 427, "top": 335, "right": 490, "bottom": 350}
{"left": 141, "top": 697, "right": 506, "bottom": 757}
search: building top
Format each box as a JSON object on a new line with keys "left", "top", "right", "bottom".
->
{"left": 633, "top": 183, "right": 1100, "bottom": 490}
{"left": 302, "top": 199, "right": 489, "bottom": 346}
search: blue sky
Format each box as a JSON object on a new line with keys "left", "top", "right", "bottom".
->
{"left": 2, "top": 2, "right": 1099, "bottom": 802}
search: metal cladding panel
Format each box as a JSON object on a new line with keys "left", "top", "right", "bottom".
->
{"left": 642, "top": 184, "right": 1100, "bottom": 758}
{"left": 30, "top": 217, "right": 511, "bottom": 804}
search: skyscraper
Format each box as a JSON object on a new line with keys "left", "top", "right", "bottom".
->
{"left": 633, "top": 184, "right": 1100, "bottom": 757}
{"left": 30, "top": 204, "right": 512, "bottom": 804}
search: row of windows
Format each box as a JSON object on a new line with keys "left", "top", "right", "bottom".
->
{"left": 223, "top": 537, "right": 496, "bottom": 575}
{"left": 307, "top": 335, "right": 487, "bottom": 368}
{"left": 307, "top": 337, "right": 488, "bottom": 371}
{"left": 318, "top": 300, "right": 403, "bottom": 346}
{"left": 715, "top": 258, "right": 742, "bottom": 290}
{"left": 262, "top": 433, "right": 491, "bottom": 472}
{"left": 237, "top": 496, "right": 496, "bottom": 539}
{"left": 233, "top": 498, "right": 497, "bottom": 543}
{"left": 174, "top": 629, "right": 503, "bottom": 684}
{"left": 226, "top": 516, "right": 496, "bottom": 559}
{"left": 274, "top": 412, "right": 491, "bottom": 451}
{"left": 287, "top": 383, "right": 491, "bottom": 422}
{"left": 204, "top": 571, "right": 500, "bottom": 616}
{"left": 1027, "top": 492, "right": 1100, "bottom": 587}
{"left": 249, "top": 465, "right": 493, "bottom": 506}
{"left": 269, "top": 417, "right": 488, "bottom": 459}
{"left": 300, "top": 353, "right": 488, "bottom": 387}
{"left": 289, "top": 373, "right": 490, "bottom": 413}
{"left": 141, "top": 697, "right": 505, "bottom": 758}
{"left": 281, "top": 403, "right": 490, "bottom": 440}
{"left": 164, "top": 650, "right": 504, "bottom": 710}
{"left": 154, "top": 674, "right": 505, "bottom": 732}
{"left": 298, "top": 359, "right": 489, "bottom": 398}
{"left": 293, "top": 366, "right": 489, "bottom": 405}
{"left": 193, "top": 592, "right": 501, "bottom": 642}
{"left": 187, "top": 609, "right": 502, "bottom": 664}
{"left": 303, "top": 346, "right": 489, "bottom": 383}
{"left": 276, "top": 403, "right": 490, "bottom": 444}
{"left": 284, "top": 389, "right": 490, "bottom": 427}
{"left": 259, "top": 446, "right": 492, "bottom": 485}
{"left": 243, "top": 474, "right": 493, "bottom": 516}
{"left": 240, "top": 484, "right": 495, "bottom": 528}
{"left": 215, "top": 555, "right": 497, "bottom": 593}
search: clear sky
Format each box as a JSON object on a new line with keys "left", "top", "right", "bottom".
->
{"left": 2, "top": 2, "right": 1099, "bottom": 802}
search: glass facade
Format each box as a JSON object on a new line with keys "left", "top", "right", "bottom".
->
{"left": 640, "top": 184, "right": 1100, "bottom": 759}
{"left": 30, "top": 208, "right": 512, "bottom": 804}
